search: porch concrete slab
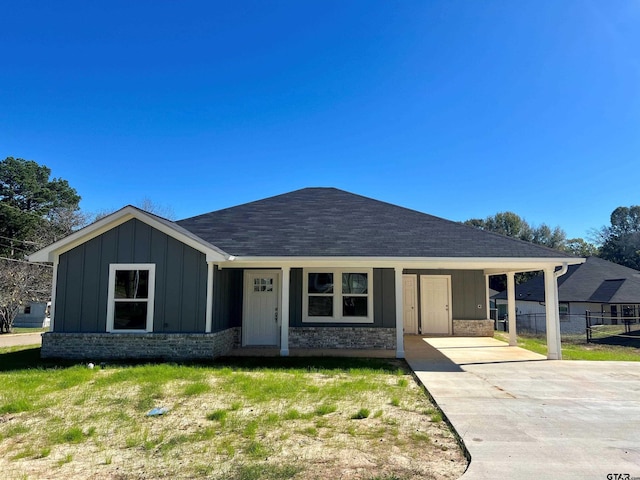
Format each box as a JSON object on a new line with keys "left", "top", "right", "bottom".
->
{"left": 405, "top": 336, "right": 640, "bottom": 480}
{"left": 227, "top": 348, "right": 395, "bottom": 358}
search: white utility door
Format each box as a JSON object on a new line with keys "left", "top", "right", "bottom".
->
{"left": 243, "top": 270, "right": 281, "bottom": 346}
{"left": 402, "top": 275, "right": 418, "bottom": 334}
{"left": 420, "top": 275, "right": 451, "bottom": 335}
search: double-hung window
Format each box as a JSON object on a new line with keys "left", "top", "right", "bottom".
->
{"left": 106, "top": 264, "right": 156, "bottom": 332}
{"left": 303, "top": 268, "right": 373, "bottom": 323}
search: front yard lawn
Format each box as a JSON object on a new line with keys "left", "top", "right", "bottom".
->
{"left": 0, "top": 346, "right": 466, "bottom": 480}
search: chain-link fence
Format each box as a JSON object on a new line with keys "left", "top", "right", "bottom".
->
{"left": 499, "top": 313, "right": 586, "bottom": 336}
{"left": 586, "top": 312, "right": 640, "bottom": 346}
{"left": 496, "top": 312, "right": 640, "bottom": 346}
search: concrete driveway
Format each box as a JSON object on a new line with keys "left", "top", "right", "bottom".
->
{"left": 405, "top": 336, "right": 640, "bottom": 480}
{"left": 0, "top": 332, "right": 43, "bottom": 348}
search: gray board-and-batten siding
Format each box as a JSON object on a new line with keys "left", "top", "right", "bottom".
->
{"left": 53, "top": 219, "right": 486, "bottom": 335}
{"left": 213, "top": 269, "right": 486, "bottom": 329}
{"left": 170, "top": 267, "right": 398, "bottom": 331}
{"left": 404, "top": 269, "right": 487, "bottom": 321}
{"left": 55, "top": 219, "right": 208, "bottom": 333}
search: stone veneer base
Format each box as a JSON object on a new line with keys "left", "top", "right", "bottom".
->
{"left": 452, "top": 319, "right": 494, "bottom": 337}
{"left": 41, "top": 328, "right": 240, "bottom": 361}
{"left": 289, "top": 327, "right": 396, "bottom": 350}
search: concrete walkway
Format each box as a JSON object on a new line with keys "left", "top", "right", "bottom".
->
{"left": 0, "top": 332, "right": 43, "bottom": 348}
{"left": 405, "top": 336, "right": 640, "bottom": 480}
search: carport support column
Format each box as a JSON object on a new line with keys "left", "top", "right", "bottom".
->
{"left": 507, "top": 272, "right": 517, "bottom": 346}
{"left": 394, "top": 266, "right": 405, "bottom": 359}
{"left": 484, "top": 274, "right": 491, "bottom": 320}
{"left": 544, "top": 267, "right": 562, "bottom": 360}
{"left": 280, "top": 266, "right": 290, "bottom": 357}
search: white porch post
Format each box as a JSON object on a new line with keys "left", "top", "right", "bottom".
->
{"left": 507, "top": 272, "right": 517, "bottom": 346}
{"left": 49, "top": 254, "right": 59, "bottom": 332}
{"left": 484, "top": 274, "right": 491, "bottom": 321}
{"left": 544, "top": 267, "right": 562, "bottom": 360}
{"left": 394, "top": 266, "right": 405, "bottom": 359}
{"left": 205, "top": 262, "right": 214, "bottom": 333}
{"left": 280, "top": 266, "right": 290, "bottom": 357}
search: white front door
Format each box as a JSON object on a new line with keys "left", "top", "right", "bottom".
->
{"left": 243, "top": 270, "right": 281, "bottom": 346}
{"left": 420, "top": 275, "right": 452, "bottom": 335}
{"left": 402, "top": 275, "right": 418, "bottom": 334}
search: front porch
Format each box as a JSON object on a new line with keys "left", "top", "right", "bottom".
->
{"left": 226, "top": 263, "right": 570, "bottom": 361}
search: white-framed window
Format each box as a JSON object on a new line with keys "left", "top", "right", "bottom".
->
{"left": 106, "top": 264, "right": 156, "bottom": 333}
{"left": 302, "top": 268, "right": 373, "bottom": 323}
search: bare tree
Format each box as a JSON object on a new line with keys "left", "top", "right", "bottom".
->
{"left": 0, "top": 257, "right": 51, "bottom": 333}
{"left": 90, "top": 197, "right": 176, "bottom": 223}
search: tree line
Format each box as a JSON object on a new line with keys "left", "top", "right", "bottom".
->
{"left": 1, "top": 156, "right": 639, "bottom": 331}
{"left": 463, "top": 208, "right": 639, "bottom": 270}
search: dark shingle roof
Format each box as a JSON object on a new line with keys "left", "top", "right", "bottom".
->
{"left": 177, "top": 187, "right": 575, "bottom": 258}
{"left": 493, "top": 256, "right": 640, "bottom": 303}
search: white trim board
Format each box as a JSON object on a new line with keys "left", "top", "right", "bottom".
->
{"left": 302, "top": 268, "right": 374, "bottom": 324}
{"left": 29, "top": 206, "right": 229, "bottom": 263}
{"left": 106, "top": 263, "right": 156, "bottom": 333}
{"left": 224, "top": 257, "right": 583, "bottom": 272}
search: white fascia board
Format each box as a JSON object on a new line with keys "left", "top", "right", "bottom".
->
{"left": 28, "top": 206, "right": 229, "bottom": 263}
{"left": 221, "top": 256, "right": 586, "bottom": 271}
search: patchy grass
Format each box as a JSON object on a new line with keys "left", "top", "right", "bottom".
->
{"left": 351, "top": 408, "right": 371, "bottom": 420}
{"left": 494, "top": 331, "right": 640, "bottom": 361}
{"left": 0, "top": 345, "right": 466, "bottom": 480}
{"left": 4, "top": 327, "right": 48, "bottom": 334}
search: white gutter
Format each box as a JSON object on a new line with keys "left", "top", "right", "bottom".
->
{"left": 555, "top": 262, "right": 569, "bottom": 279}
{"left": 220, "top": 256, "right": 585, "bottom": 271}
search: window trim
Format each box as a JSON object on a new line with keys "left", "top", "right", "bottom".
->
{"left": 302, "top": 268, "right": 373, "bottom": 323}
{"left": 106, "top": 263, "right": 156, "bottom": 333}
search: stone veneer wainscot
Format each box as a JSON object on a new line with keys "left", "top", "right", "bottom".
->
{"left": 452, "top": 319, "right": 494, "bottom": 337}
{"left": 289, "top": 327, "right": 396, "bottom": 350}
{"left": 41, "top": 328, "right": 240, "bottom": 361}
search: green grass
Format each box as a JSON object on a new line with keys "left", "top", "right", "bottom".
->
{"left": 495, "top": 331, "right": 640, "bottom": 361}
{"left": 6, "top": 327, "right": 49, "bottom": 334}
{"left": 0, "top": 344, "right": 464, "bottom": 479}
{"left": 351, "top": 408, "right": 371, "bottom": 420}
{"left": 0, "top": 398, "right": 33, "bottom": 414}
{"left": 57, "top": 453, "right": 73, "bottom": 466}
{"left": 49, "top": 426, "right": 93, "bottom": 445}
{"left": 183, "top": 381, "right": 211, "bottom": 396}
{"left": 206, "top": 409, "right": 228, "bottom": 422}
{"left": 229, "top": 463, "right": 302, "bottom": 480}
{"left": 314, "top": 403, "right": 337, "bottom": 416}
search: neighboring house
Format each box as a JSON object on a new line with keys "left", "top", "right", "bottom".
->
{"left": 13, "top": 301, "right": 51, "bottom": 328}
{"left": 28, "top": 188, "right": 582, "bottom": 360}
{"left": 493, "top": 257, "right": 640, "bottom": 334}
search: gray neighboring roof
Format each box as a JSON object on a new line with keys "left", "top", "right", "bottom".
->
{"left": 493, "top": 256, "right": 640, "bottom": 303}
{"left": 177, "top": 187, "right": 576, "bottom": 258}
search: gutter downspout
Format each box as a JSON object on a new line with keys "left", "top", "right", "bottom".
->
{"left": 555, "top": 263, "right": 569, "bottom": 280}
{"left": 553, "top": 262, "right": 569, "bottom": 352}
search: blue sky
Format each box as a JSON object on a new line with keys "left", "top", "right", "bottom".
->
{"left": 2, "top": 1, "right": 639, "bottom": 240}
